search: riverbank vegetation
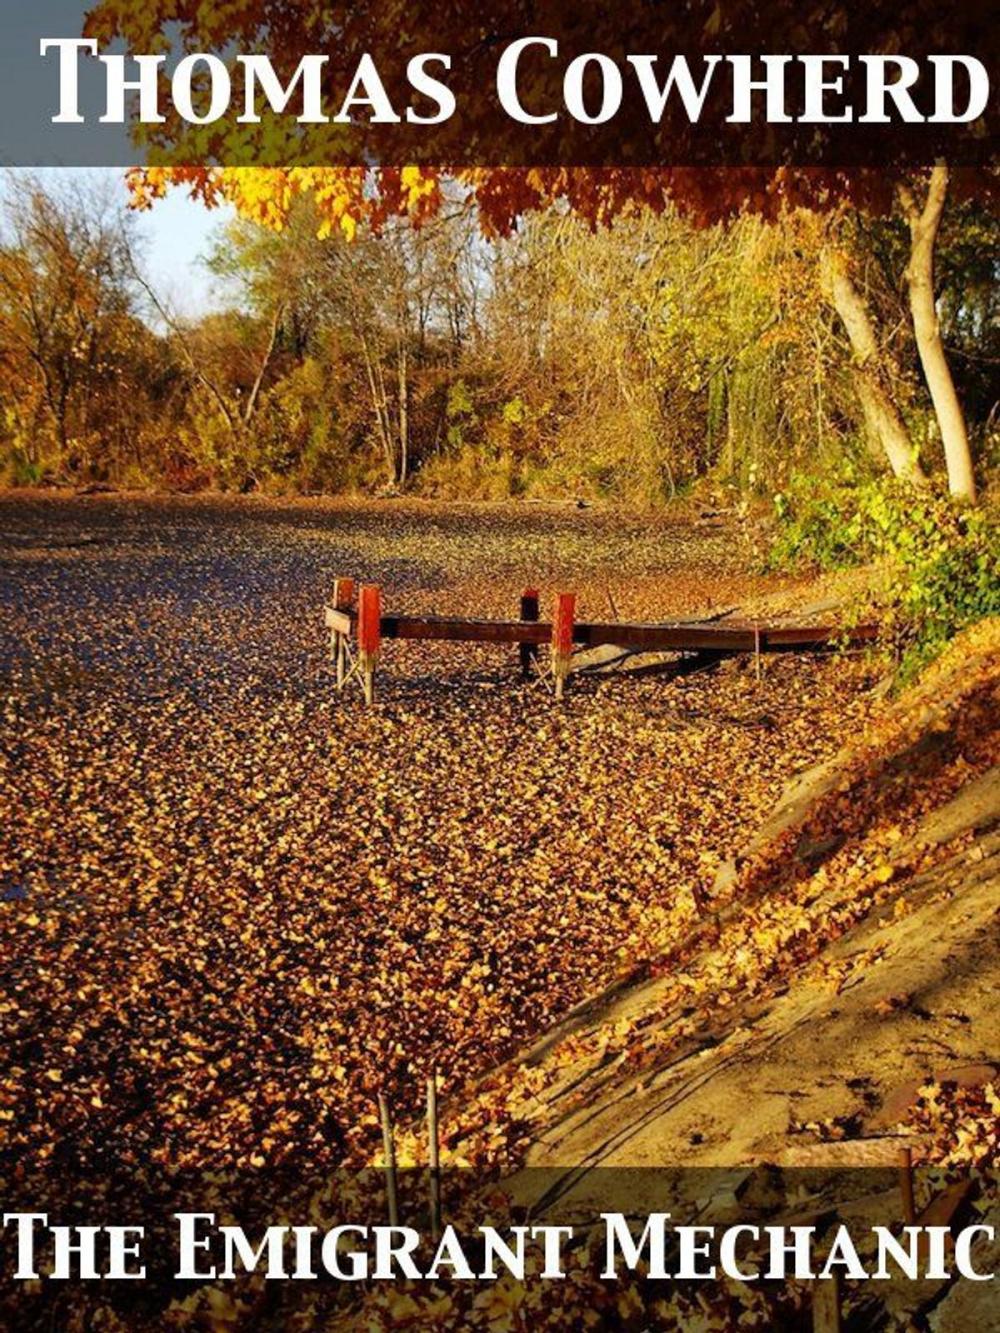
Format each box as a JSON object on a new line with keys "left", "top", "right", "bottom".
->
{"left": 2, "top": 168, "right": 997, "bottom": 675}
{"left": 2, "top": 173, "right": 996, "bottom": 507}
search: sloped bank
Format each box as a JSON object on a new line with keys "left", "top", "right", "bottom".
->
{"left": 442, "top": 620, "right": 1000, "bottom": 1176}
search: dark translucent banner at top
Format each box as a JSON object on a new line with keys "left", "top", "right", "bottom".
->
{"left": 0, "top": 0, "right": 996, "bottom": 168}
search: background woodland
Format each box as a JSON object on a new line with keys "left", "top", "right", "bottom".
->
{"left": 2, "top": 172, "right": 997, "bottom": 507}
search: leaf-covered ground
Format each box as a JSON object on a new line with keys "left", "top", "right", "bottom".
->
{"left": 0, "top": 493, "right": 883, "bottom": 1182}
{"left": 445, "top": 619, "right": 1000, "bottom": 1180}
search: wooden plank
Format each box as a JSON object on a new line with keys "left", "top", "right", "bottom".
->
{"left": 381, "top": 615, "right": 554, "bottom": 645}
{"left": 358, "top": 586, "right": 382, "bottom": 705}
{"left": 325, "top": 607, "right": 354, "bottom": 635}
{"left": 575, "top": 621, "right": 757, "bottom": 651}
{"left": 355, "top": 613, "right": 876, "bottom": 654}
{"left": 552, "top": 593, "right": 576, "bottom": 700}
{"left": 358, "top": 587, "right": 382, "bottom": 656}
{"left": 576, "top": 621, "right": 876, "bottom": 652}
{"left": 764, "top": 623, "right": 879, "bottom": 649}
{"left": 553, "top": 595, "right": 576, "bottom": 656}
{"left": 899, "top": 1146, "right": 917, "bottom": 1226}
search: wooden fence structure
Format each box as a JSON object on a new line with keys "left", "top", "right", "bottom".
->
{"left": 325, "top": 579, "right": 878, "bottom": 703}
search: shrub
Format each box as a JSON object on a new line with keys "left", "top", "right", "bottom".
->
{"left": 2, "top": 446, "right": 45, "bottom": 488}
{"left": 771, "top": 473, "right": 1000, "bottom": 679}
{"left": 416, "top": 442, "right": 523, "bottom": 500}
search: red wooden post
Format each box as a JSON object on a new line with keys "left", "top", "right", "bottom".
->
{"left": 332, "top": 578, "right": 355, "bottom": 689}
{"left": 333, "top": 577, "right": 355, "bottom": 611}
{"left": 519, "top": 587, "right": 539, "bottom": 679}
{"left": 552, "top": 593, "right": 576, "bottom": 700}
{"left": 358, "top": 585, "right": 382, "bottom": 704}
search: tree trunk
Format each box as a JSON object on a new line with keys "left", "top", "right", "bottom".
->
{"left": 397, "top": 342, "right": 408, "bottom": 488}
{"left": 243, "top": 303, "right": 284, "bottom": 427}
{"left": 899, "top": 164, "right": 976, "bottom": 503}
{"left": 360, "top": 333, "right": 397, "bottom": 485}
{"left": 820, "top": 246, "right": 927, "bottom": 485}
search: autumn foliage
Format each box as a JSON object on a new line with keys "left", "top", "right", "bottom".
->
{"left": 2, "top": 494, "right": 998, "bottom": 1330}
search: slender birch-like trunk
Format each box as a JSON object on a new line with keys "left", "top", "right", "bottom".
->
{"left": 899, "top": 163, "right": 976, "bottom": 503}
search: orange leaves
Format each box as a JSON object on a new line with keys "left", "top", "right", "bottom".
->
{"left": 0, "top": 492, "right": 885, "bottom": 1197}
{"left": 900, "top": 1080, "right": 1000, "bottom": 1169}
{"left": 4, "top": 491, "right": 997, "bottom": 1333}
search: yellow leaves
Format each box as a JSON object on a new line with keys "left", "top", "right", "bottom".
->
{"left": 418, "top": 1292, "right": 456, "bottom": 1321}
{"left": 129, "top": 165, "right": 367, "bottom": 241}
{"left": 7, "top": 538, "right": 888, "bottom": 1179}
{"left": 169, "top": 1286, "right": 245, "bottom": 1331}
{"left": 317, "top": 208, "right": 358, "bottom": 243}
{"left": 616, "top": 1284, "right": 645, "bottom": 1321}
{"left": 400, "top": 165, "right": 437, "bottom": 212}
{"left": 292, "top": 168, "right": 365, "bottom": 240}
{"left": 4, "top": 488, "right": 997, "bottom": 1333}
{"left": 899, "top": 1080, "right": 999, "bottom": 1168}
{"left": 473, "top": 1275, "right": 525, "bottom": 1329}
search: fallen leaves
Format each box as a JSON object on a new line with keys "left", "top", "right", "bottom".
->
{"left": 1, "top": 494, "right": 997, "bottom": 1331}
{"left": 0, "top": 493, "right": 887, "bottom": 1190}
{"left": 437, "top": 619, "right": 1000, "bottom": 1176}
{"left": 900, "top": 1080, "right": 1000, "bottom": 1169}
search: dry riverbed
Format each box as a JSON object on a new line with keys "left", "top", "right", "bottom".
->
{"left": 0, "top": 492, "right": 882, "bottom": 1181}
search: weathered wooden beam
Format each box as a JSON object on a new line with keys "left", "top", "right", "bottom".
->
{"left": 575, "top": 621, "right": 754, "bottom": 651}
{"left": 324, "top": 607, "right": 354, "bottom": 635}
{"left": 812, "top": 1272, "right": 842, "bottom": 1333}
{"left": 329, "top": 581, "right": 357, "bottom": 691}
{"left": 380, "top": 615, "right": 553, "bottom": 645}
{"left": 573, "top": 621, "right": 875, "bottom": 652}
{"left": 763, "top": 623, "right": 878, "bottom": 649}
{"left": 426, "top": 1074, "right": 442, "bottom": 1240}
{"left": 916, "top": 1176, "right": 975, "bottom": 1230}
{"left": 333, "top": 578, "right": 355, "bottom": 612}
{"left": 377, "top": 1092, "right": 400, "bottom": 1228}
{"left": 899, "top": 1146, "right": 917, "bottom": 1226}
{"left": 375, "top": 615, "right": 874, "bottom": 654}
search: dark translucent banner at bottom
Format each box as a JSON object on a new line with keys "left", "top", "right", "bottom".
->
{"left": 0, "top": 1164, "right": 996, "bottom": 1328}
